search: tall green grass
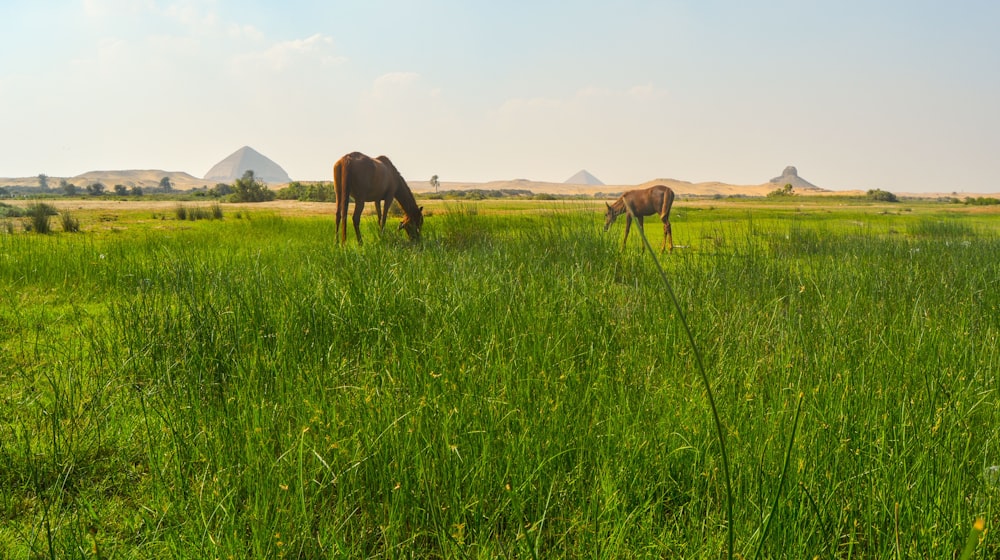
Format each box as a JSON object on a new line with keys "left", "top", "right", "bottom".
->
{"left": 1, "top": 205, "right": 998, "bottom": 557}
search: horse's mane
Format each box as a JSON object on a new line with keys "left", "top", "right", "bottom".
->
{"left": 377, "top": 155, "right": 418, "bottom": 213}
{"left": 609, "top": 196, "right": 627, "bottom": 216}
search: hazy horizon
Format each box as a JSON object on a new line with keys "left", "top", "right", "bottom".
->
{"left": 2, "top": 1, "right": 998, "bottom": 192}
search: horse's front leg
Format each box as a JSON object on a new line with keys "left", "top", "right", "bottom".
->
{"left": 622, "top": 214, "right": 632, "bottom": 248}
{"left": 378, "top": 195, "right": 394, "bottom": 233}
{"left": 352, "top": 200, "right": 366, "bottom": 244}
{"left": 374, "top": 200, "right": 385, "bottom": 233}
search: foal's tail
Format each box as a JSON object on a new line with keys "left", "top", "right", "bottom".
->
{"left": 662, "top": 187, "right": 675, "bottom": 218}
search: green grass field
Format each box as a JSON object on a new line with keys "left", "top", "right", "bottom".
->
{"left": 2, "top": 198, "right": 999, "bottom": 558}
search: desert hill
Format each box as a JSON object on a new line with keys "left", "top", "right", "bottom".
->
{"left": 407, "top": 165, "right": 830, "bottom": 197}
{"left": 0, "top": 170, "right": 209, "bottom": 191}
{"left": 75, "top": 170, "right": 208, "bottom": 190}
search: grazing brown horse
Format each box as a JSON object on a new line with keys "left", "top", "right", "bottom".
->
{"left": 604, "top": 185, "right": 675, "bottom": 252}
{"left": 333, "top": 151, "right": 424, "bottom": 244}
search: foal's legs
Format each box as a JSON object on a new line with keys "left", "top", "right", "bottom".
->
{"left": 622, "top": 214, "right": 633, "bottom": 249}
{"left": 660, "top": 217, "right": 674, "bottom": 253}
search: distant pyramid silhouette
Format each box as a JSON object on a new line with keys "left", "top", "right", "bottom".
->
{"left": 204, "top": 146, "right": 291, "bottom": 184}
{"left": 564, "top": 169, "right": 604, "bottom": 186}
{"left": 769, "top": 165, "right": 821, "bottom": 191}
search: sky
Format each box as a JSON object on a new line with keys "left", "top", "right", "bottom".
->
{"left": 1, "top": 1, "right": 999, "bottom": 193}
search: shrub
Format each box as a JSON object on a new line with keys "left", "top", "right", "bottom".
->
{"left": 229, "top": 171, "right": 275, "bottom": 203}
{"left": 0, "top": 202, "right": 26, "bottom": 218}
{"left": 24, "top": 203, "right": 57, "bottom": 234}
{"left": 175, "top": 204, "right": 223, "bottom": 221}
{"left": 767, "top": 184, "right": 795, "bottom": 197}
{"left": 867, "top": 189, "right": 898, "bottom": 202}
{"left": 966, "top": 196, "right": 1000, "bottom": 206}
{"left": 60, "top": 211, "right": 81, "bottom": 232}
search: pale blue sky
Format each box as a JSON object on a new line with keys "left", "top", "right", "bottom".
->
{"left": 2, "top": 0, "right": 998, "bottom": 192}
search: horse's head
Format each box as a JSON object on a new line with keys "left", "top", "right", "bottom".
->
{"left": 398, "top": 206, "right": 424, "bottom": 240}
{"left": 604, "top": 202, "right": 621, "bottom": 231}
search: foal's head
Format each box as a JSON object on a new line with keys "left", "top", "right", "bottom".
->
{"left": 604, "top": 201, "right": 624, "bottom": 231}
{"left": 398, "top": 206, "right": 424, "bottom": 240}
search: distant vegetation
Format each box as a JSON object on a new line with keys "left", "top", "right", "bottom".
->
{"left": 227, "top": 170, "right": 275, "bottom": 203}
{"left": 767, "top": 183, "right": 795, "bottom": 197}
{"left": 866, "top": 188, "right": 899, "bottom": 202}
{"left": 966, "top": 196, "right": 1000, "bottom": 206}
{"left": 276, "top": 181, "right": 338, "bottom": 202}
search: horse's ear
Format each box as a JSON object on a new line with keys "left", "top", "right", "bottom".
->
{"left": 605, "top": 202, "right": 611, "bottom": 209}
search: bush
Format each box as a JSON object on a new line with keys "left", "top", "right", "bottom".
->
{"left": 60, "top": 211, "right": 80, "bottom": 232}
{"left": 229, "top": 171, "right": 275, "bottom": 203}
{"left": 210, "top": 183, "right": 233, "bottom": 198}
{"left": 767, "top": 184, "right": 795, "bottom": 197}
{"left": 0, "top": 202, "right": 25, "bottom": 218}
{"left": 175, "top": 204, "right": 223, "bottom": 221}
{"left": 25, "top": 203, "right": 57, "bottom": 234}
{"left": 966, "top": 196, "right": 1000, "bottom": 206}
{"left": 867, "top": 189, "right": 898, "bottom": 202}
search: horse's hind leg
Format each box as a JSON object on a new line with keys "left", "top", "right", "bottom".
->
{"left": 335, "top": 204, "right": 343, "bottom": 243}
{"left": 336, "top": 199, "right": 348, "bottom": 244}
{"left": 352, "top": 200, "right": 366, "bottom": 244}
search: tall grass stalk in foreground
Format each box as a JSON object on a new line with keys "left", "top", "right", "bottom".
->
{"left": 626, "top": 199, "right": 735, "bottom": 559}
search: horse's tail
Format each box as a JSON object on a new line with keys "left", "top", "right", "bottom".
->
{"left": 335, "top": 157, "right": 349, "bottom": 202}
{"left": 334, "top": 155, "right": 351, "bottom": 242}
{"left": 662, "top": 186, "right": 675, "bottom": 217}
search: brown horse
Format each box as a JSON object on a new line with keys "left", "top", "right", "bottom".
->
{"left": 604, "top": 185, "right": 675, "bottom": 252}
{"left": 333, "top": 151, "right": 424, "bottom": 244}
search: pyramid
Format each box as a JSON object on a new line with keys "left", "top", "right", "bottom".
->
{"left": 564, "top": 169, "right": 604, "bottom": 186}
{"left": 204, "top": 146, "right": 291, "bottom": 184}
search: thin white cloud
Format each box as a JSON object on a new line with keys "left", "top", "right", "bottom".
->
{"left": 232, "top": 33, "right": 345, "bottom": 73}
{"left": 228, "top": 23, "right": 263, "bottom": 41}
{"left": 82, "top": 0, "right": 154, "bottom": 18}
{"left": 160, "top": 0, "right": 219, "bottom": 30}
{"left": 371, "top": 72, "right": 421, "bottom": 98}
